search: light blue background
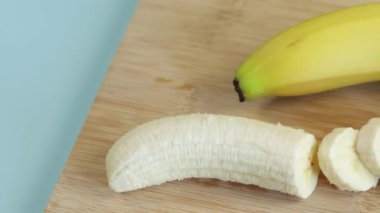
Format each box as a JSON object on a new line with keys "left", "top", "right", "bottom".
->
{"left": 0, "top": 0, "right": 137, "bottom": 212}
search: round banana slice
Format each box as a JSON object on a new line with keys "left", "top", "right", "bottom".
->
{"left": 357, "top": 118, "right": 380, "bottom": 176}
{"left": 106, "top": 114, "right": 319, "bottom": 198}
{"left": 318, "top": 128, "right": 378, "bottom": 191}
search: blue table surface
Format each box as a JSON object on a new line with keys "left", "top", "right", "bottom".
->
{"left": 0, "top": 1, "right": 137, "bottom": 212}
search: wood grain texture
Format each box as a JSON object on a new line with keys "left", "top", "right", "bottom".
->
{"left": 46, "top": 0, "right": 380, "bottom": 212}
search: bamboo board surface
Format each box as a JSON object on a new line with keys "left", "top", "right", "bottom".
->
{"left": 47, "top": 0, "right": 380, "bottom": 212}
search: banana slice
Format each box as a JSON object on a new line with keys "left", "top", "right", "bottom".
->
{"left": 357, "top": 118, "right": 380, "bottom": 176}
{"left": 106, "top": 114, "right": 319, "bottom": 198}
{"left": 318, "top": 128, "right": 378, "bottom": 191}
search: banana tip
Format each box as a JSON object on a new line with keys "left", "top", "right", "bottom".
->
{"left": 233, "top": 78, "right": 245, "bottom": 102}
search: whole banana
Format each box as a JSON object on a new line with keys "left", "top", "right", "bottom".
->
{"left": 106, "top": 114, "right": 319, "bottom": 198}
{"left": 233, "top": 3, "right": 380, "bottom": 101}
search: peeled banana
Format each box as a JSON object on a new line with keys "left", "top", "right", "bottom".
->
{"left": 357, "top": 118, "right": 380, "bottom": 176}
{"left": 233, "top": 3, "right": 380, "bottom": 101}
{"left": 106, "top": 114, "right": 319, "bottom": 198}
{"left": 318, "top": 128, "right": 378, "bottom": 191}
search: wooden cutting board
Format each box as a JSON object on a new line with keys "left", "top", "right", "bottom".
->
{"left": 46, "top": 0, "right": 380, "bottom": 212}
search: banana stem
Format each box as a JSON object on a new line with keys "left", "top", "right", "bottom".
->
{"left": 233, "top": 78, "right": 245, "bottom": 102}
